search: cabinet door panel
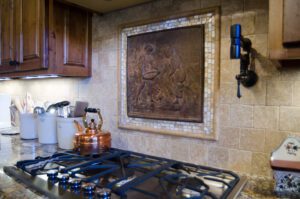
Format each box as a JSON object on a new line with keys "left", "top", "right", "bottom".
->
{"left": 283, "top": 0, "right": 300, "bottom": 45}
{"left": 0, "top": 0, "right": 16, "bottom": 72}
{"left": 64, "top": 6, "right": 88, "bottom": 67}
{"left": 17, "top": 0, "right": 47, "bottom": 71}
{"left": 22, "top": 0, "right": 40, "bottom": 60}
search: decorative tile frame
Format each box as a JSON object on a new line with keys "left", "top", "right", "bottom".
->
{"left": 118, "top": 8, "right": 220, "bottom": 140}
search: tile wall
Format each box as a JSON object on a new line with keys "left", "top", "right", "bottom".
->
{"left": 0, "top": 0, "right": 299, "bottom": 178}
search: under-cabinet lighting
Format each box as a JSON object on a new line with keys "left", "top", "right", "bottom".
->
{"left": 0, "top": 78, "right": 12, "bottom": 81}
{"left": 21, "top": 75, "right": 60, "bottom": 80}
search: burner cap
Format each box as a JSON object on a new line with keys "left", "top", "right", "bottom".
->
{"left": 46, "top": 169, "right": 58, "bottom": 180}
{"left": 58, "top": 174, "right": 70, "bottom": 184}
{"left": 82, "top": 183, "right": 96, "bottom": 196}
{"left": 69, "top": 178, "right": 82, "bottom": 190}
{"left": 96, "top": 188, "right": 111, "bottom": 198}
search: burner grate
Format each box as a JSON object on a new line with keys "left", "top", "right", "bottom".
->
{"left": 5, "top": 148, "right": 243, "bottom": 199}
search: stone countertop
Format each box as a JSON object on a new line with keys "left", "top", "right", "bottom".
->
{"left": 0, "top": 134, "right": 280, "bottom": 199}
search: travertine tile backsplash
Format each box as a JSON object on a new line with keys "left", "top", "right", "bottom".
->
{"left": 0, "top": 0, "right": 299, "bottom": 178}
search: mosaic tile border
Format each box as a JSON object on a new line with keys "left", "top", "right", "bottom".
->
{"left": 118, "top": 10, "right": 219, "bottom": 139}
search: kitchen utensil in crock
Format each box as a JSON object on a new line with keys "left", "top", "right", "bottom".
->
{"left": 74, "top": 108, "right": 111, "bottom": 155}
{"left": 46, "top": 101, "right": 70, "bottom": 114}
{"left": 33, "top": 106, "right": 46, "bottom": 115}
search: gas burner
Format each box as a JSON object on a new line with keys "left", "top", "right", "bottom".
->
{"left": 69, "top": 178, "right": 82, "bottom": 190}
{"left": 46, "top": 169, "right": 58, "bottom": 180}
{"left": 96, "top": 188, "right": 112, "bottom": 199}
{"left": 82, "top": 183, "right": 96, "bottom": 196}
{"left": 58, "top": 173, "right": 70, "bottom": 184}
{"left": 4, "top": 148, "right": 246, "bottom": 199}
{"left": 180, "top": 188, "right": 201, "bottom": 198}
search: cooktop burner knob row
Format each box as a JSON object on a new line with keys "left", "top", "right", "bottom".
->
{"left": 69, "top": 178, "right": 82, "bottom": 190}
{"left": 82, "top": 183, "right": 96, "bottom": 196}
{"left": 96, "top": 188, "right": 112, "bottom": 199}
{"left": 58, "top": 173, "right": 70, "bottom": 184}
{"left": 46, "top": 169, "right": 58, "bottom": 180}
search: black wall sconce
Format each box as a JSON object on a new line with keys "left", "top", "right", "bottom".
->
{"left": 230, "top": 24, "right": 258, "bottom": 98}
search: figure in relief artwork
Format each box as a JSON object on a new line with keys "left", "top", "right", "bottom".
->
{"left": 127, "top": 26, "right": 205, "bottom": 122}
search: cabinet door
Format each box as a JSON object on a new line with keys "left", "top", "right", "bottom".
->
{"left": 15, "top": 0, "right": 48, "bottom": 71}
{"left": 0, "top": 0, "right": 16, "bottom": 73}
{"left": 283, "top": 0, "right": 300, "bottom": 46}
{"left": 53, "top": 1, "right": 91, "bottom": 76}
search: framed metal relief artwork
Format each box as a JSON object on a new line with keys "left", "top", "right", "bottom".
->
{"left": 118, "top": 8, "right": 220, "bottom": 139}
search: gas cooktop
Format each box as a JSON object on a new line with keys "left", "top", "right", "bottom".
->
{"left": 4, "top": 148, "right": 246, "bottom": 199}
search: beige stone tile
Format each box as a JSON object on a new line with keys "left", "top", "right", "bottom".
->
{"left": 279, "top": 107, "right": 300, "bottom": 132}
{"left": 264, "top": 131, "right": 287, "bottom": 154}
{"left": 220, "top": 82, "right": 240, "bottom": 104}
{"left": 169, "top": 138, "right": 190, "bottom": 162}
{"left": 292, "top": 81, "right": 300, "bottom": 106}
{"left": 266, "top": 81, "right": 293, "bottom": 106}
{"left": 253, "top": 106, "right": 279, "bottom": 129}
{"left": 220, "top": 38, "right": 231, "bottom": 60}
{"left": 231, "top": 13, "right": 243, "bottom": 26}
{"left": 99, "top": 51, "right": 118, "bottom": 68}
{"left": 240, "top": 128, "right": 265, "bottom": 152}
{"left": 218, "top": 127, "right": 240, "bottom": 149}
{"left": 251, "top": 152, "right": 272, "bottom": 177}
{"left": 201, "top": 0, "right": 220, "bottom": 8}
{"left": 255, "top": 12, "right": 268, "bottom": 34}
{"left": 242, "top": 12, "right": 255, "bottom": 35}
{"left": 230, "top": 105, "right": 253, "bottom": 128}
{"left": 188, "top": 141, "right": 208, "bottom": 165}
{"left": 254, "top": 34, "right": 268, "bottom": 57}
{"left": 228, "top": 149, "right": 252, "bottom": 173}
{"left": 221, "top": 15, "right": 231, "bottom": 38}
{"left": 220, "top": 60, "right": 239, "bottom": 83}
{"left": 244, "top": 0, "right": 268, "bottom": 11}
{"left": 208, "top": 146, "right": 229, "bottom": 169}
{"left": 221, "top": 0, "right": 244, "bottom": 16}
{"left": 176, "top": 0, "right": 201, "bottom": 11}
{"left": 281, "top": 67, "right": 300, "bottom": 81}
{"left": 254, "top": 55, "right": 281, "bottom": 79}
{"left": 218, "top": 104, "right": 231, "bottom": 127}
{"left": 239, "top": 79, "right": 266, "bottom": 105}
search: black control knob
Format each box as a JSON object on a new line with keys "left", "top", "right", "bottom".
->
{"left": 82, "top": 183, "right": 96, "bottom": 196}
{"left": 58, "top": 173, "right": 70, "bottom": 184}
{"left": 69, "top": 178, "right": 82, "bottom": 190}
{"left": 47, "top": 169, "right": 58, "bottom": 180}
{"left": 96, "top": 188, "right": 111, "bottom": 199}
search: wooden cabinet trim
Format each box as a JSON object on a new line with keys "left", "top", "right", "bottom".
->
{"left": 269, "top": 0, "right": 300, "bottom": 61}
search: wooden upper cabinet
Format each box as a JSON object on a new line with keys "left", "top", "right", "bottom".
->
{"left": 0, "top": 0, "right": 92, "bottom": 77}
{"left": 51, "top": 1, "right": 91, "bottom": 76}
{"left": 0, "top": 0, "right": 16, "bottom": 72}
{"left": 16, "top": 0, "right": 48, "bottom": 71}
{"left": 269, "top": 0, "right": 300, "bottom": 62}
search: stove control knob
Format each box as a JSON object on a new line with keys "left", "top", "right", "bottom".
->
{"left": 58, "top": 173, "right": 70, "bottom": 184}
{"left": 46, "top": 169, "right": 58, "bottom": 180}
{"left": 69, "top": 178, "right": 82, "bottom": 190}
{"left": 82, "top": 183, "right": 96, "bottom": 196}
{"left": 96, "top": 188, "right": 111, "bottom": 199}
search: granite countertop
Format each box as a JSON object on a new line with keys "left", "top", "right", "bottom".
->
{"left": 0, "top": 134, "right": 280, "bottom": 199}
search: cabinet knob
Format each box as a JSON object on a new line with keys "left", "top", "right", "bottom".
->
{"left": 9, "top": 60, "right": 20, "bottom": 66}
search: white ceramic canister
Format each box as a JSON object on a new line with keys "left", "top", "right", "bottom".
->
{"left": 19, "top": 113, "right": 37, "bottom": 139}
{"left": 0, "top": 93, "right": 11, "bottom": 129}
{"left": 37, "top": 113, "right": 57, "bottom": 144}
{"left": 57, "top": 117, "right": 82, "bottom": 149}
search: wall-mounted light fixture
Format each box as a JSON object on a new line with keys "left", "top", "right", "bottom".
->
{"left": 230, "top": 24, "right": 258, "bottom": 98}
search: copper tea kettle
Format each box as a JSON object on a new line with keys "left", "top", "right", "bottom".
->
{"left": 74, "top": 108, "right": 111, "bottom": 155}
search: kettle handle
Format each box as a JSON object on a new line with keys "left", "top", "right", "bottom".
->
{"left": 83, "top": 108, "right": 103, "bottom": 130}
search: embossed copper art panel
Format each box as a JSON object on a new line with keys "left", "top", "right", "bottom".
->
{"left": 126, "top": 25, "right": 204, "bottom": 122}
